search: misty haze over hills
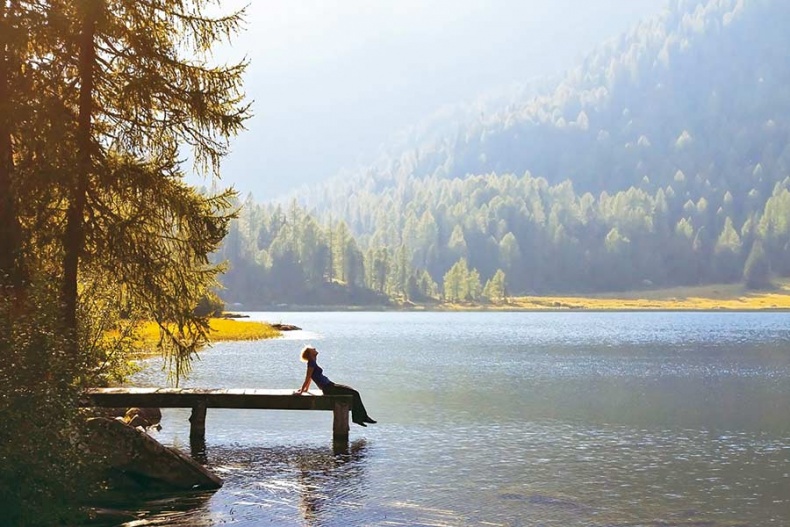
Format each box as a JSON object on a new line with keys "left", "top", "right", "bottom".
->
{"left": 217, "top": 0, "right": 790, "bottom": 305}
{"left": 306, "top": 0, "right": 787, "bottom": 201}
{"left": 210, "top": 0, "right": 665, "bottom": 198}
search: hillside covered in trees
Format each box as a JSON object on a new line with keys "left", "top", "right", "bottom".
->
{"left": 218, "top": 0, "right": 790, "bottom": 306}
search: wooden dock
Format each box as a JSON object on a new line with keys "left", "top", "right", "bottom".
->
{"left": 79, "top": 388, "right": 354, "bottom": 443}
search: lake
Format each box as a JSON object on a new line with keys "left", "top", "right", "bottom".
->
{"left": 117, "top": 311, "right": 790, "bottom": 526}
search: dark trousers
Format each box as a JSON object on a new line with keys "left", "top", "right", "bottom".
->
{"left": 322, "top": 383, "right": 370, "bottom": 424}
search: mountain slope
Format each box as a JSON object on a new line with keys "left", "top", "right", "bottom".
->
{"left": 220, "top": 0, "right": 790, "bottom": 303}
{"left": 309, "top": 0, "right": 789, "bottom": 203}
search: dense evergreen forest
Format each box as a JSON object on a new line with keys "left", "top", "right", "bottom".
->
{"left": 218, "top": 0, "right": 790, "bottom": 306}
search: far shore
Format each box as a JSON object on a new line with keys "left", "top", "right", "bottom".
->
{"left": 232, "top": 280, "right": 790, "bottom": 313}
{"left": 126, "top": 281, "right": 790, "bottom": 360}
{"left": 455, "top": 280, "right": 790, "bottom": 312}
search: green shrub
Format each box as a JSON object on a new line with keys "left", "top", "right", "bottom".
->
{"left": 194, "top": 291, "right": 225, "bottom": 317}
{"left": 0, "top": 281, "right": 103, "bottom": 526}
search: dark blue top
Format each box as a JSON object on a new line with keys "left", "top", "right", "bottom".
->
{"left": 308, "top": 359, "right": 333, "bottom": 390}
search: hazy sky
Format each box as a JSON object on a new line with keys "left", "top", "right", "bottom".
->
{"left": 199, "top": 0, "right": 669, "bottom": 199}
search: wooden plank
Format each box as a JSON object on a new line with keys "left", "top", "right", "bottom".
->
{"left": 79, "top": 388, "right": 352, "bottom": 411}
{"left": 80, "top": 387, "right": 354, "bottom": 449}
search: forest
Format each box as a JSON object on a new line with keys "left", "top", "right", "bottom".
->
{"left": 217, "top": 0, "right": 790, "bottom": 307}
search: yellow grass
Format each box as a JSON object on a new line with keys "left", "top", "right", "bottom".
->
{"left": 136, "top": 318, "right": 280, "bottom": 348}
{"left": 446, "top": 279, "right": 790, "bottom": 311}
{"left": 209, "top": 318, "right": 281, "bottom": 340}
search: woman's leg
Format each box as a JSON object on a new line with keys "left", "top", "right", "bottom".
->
{"left": 324, "top": 384, "right": 371, "bottom": 424}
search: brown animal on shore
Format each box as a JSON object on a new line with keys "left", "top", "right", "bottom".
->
{"left": 122, "top": 407, "right": 162, "bottom": 431}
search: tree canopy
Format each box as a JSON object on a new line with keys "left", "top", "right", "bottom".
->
{"left": 0, "top": 1, "right": 248, "bottom": 521}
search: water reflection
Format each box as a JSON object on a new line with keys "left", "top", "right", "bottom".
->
{"left": 124, "top": 312, "right": 790, "bottom": 526}
{"left": 84, "top": 440, "right": 369, "bottom": 526}
{"left": 207, "top": 440, "right": 369, "bottom": 526}
{"left": 87, "top": 489, "right": 216, "bottom": 526}
{"left": 295, "top": 440, "right": 368, "bottom": 526}
{"left": 190, "top": 434, "right": 207, "bottom": 464}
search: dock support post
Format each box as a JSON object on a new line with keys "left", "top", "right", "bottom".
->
{"left": 332, "top": 401, "right": 349, "bottom": 443}
{"left": 189, "top": 399, "right": 207, "bottom": 443}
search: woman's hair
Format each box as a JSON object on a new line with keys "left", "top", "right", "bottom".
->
{"left": 300, "top": 346, "right": 316, "bottom": 362}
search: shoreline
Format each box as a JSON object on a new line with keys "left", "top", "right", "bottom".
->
{"left": 235, "top": 280, "right": 790, "bottom": 313}
{"left": 129, "top": 319, "right": 281, "bottom": 359}
{"left": 234, "top": 305, "right": 790, "bottom": 313}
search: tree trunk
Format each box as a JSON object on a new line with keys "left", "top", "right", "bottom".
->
{"left": 62, "top": 1, "right": 98, "bottom": 354}
{"left": 0, "top": 2, "right": 27, "bottom": 293}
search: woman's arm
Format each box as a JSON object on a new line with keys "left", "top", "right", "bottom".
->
{"left": 295, "top": 365, "right": 314, "bottom": 394}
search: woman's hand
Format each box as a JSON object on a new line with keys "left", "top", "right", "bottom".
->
{"left": 297, "top": 365, "right": 314, "bottom": 395}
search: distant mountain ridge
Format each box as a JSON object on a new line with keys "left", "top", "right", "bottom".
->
{"left": 307, "top": 0, "right": 789, "bottom": 204}
{"left": 219, "top": 0, "right": 790, "bottom": 304}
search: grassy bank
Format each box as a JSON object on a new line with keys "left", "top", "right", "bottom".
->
{"left": 136, "top": 318, "right": 281, "bottom": 350}
{"left": 440, "top": 279, "right": 790, "bottom": 311}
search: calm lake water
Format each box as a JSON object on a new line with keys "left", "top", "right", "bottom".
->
{"left": 115, "top": 311, "right": 790, "bottom": 526}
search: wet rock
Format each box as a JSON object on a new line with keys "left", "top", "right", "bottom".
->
{"left": 221, "top": 312, "right": 250, "bottom": 318}
{"left": 271, "top": 323, "right": 301, "bottom": 331}
{"left": 86, "top": 417, "right": 222, "bottom": 490}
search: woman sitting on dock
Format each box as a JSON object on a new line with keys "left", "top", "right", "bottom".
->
{"left": 295, "top": 346, "right": 377, "bottom": 427}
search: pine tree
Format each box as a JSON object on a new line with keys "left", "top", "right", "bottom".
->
{"left": 467, "top": 268, "right": 482, "bottom": 301}
{"left": 443, "top": 258, "right": 470, "bottom": 302}
{"left": 743, "top": 240, "right": 771, "bottom": 290}
{"left": 1, "top": 0, "right": 248, "bottom": 374}
{"left": 1, "top": 1, "right": 249, "bottom": 517}
{"left": 483, "top": 269, "right": 507, "bottom": 303}
{"left": 713, "top": 217, "right": 743, "bottom": 282}
{"left": 66, "top": 0, "right": 248, "bottom": 372}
